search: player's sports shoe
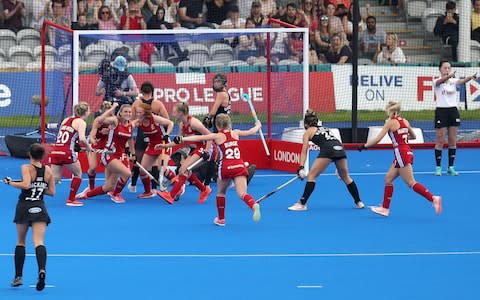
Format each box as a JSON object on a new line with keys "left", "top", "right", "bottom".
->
{"left": 36, "top": 270, "right": 46, "bottom": 291}
{"left": 138, "top": 191, "right": 156, "bottom": 199}
{"left": 174, "top": 184, "right": 186, "bottom": 201}
{"left": 66, "top": 199, "right": 84, "bottom": 207}
{"left": 370, "top": 206, "right": 389, "bottom": 217}
{"left": 213, "top": 217, "right": 225, "bottom": 227}
{"left": 288, "top": 202, "right": 307, "bottom": 211}
{"left": 252, "top": 203, "right": 261, "bottom": 222}
{"left": 355, "top": 201, "right": 365, "bottom": 209}
{"left": 75, "top": 187, "right": 90, "bottom": 200}
{"left": 127, "top": 183, "right": 137, "bottom": 193}
{"left": 447, "top": 166, "right": 459, "bottom": 176}
{"left": 157, "top": 190, "right": 174, "bottom": 204}
{"left": 11, "top": 276, "right": 22, "bottom": 287}
{"left": 435, "top": 166, "right": 442, "bottom": 176}
{"left": 110, "top": 193, "right": 125, "bottom": 204}
{"left": 197, "top": 186, "right": 212, "bottom": 203}
{"left": 433, "top": 195, "right": 442, "bottom": 215}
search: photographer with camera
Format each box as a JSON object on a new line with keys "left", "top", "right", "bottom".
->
{"left": 95, "top": 56, "right": 139, "bottom": 106}
{"left": 434, "top": 1, "right": 459, "bottom": 61}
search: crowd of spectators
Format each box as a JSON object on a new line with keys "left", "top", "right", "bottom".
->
{"left": 1, "top": 0, "right": 479, "bottom": 66}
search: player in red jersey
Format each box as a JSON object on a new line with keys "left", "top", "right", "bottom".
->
{"left": 169, "top": 113, "right": 262, "bottom": 226}
{"left": 359, "top": 101, "right": 442, "bottom": 217}
{"left": 84, "top": 101, "right": 114, "bottom": 193}
{"left": 49, "top": 102, "right": 92, "bottom": 207}
{"left": 156, "top": 102, "right": 213, "bottom": 204}
{"left": 76, "top": 103, "right": 135, "bottom": 203}
{"left": 134, "top": 102, "right": 173, "bottom": 198}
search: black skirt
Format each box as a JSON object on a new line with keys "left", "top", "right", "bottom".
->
{"left": 14, "top": 200, "right": 51, "bottom": 226}
{"left": 317, "top": 141, "right": 347, "bottom": 161}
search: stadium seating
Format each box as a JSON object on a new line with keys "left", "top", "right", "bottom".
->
{"left": 17, "top": 28, "right": 41, "bottom": 48}
{"left": 186, "top": 43, "right": 210, "bottom": 65}
{"left": 33, "top": 45, "right": 58, "bottom": 62}
{"left": 84, "top": 43, "right": 108, "bottom": 63}
{"left": 210, "top": 43, "right": 234, "bottom": 65}
{"left": 9, "top": 45, "right": 34, "bottom": 65}
{"left": 0, "top": 29, "right": 17, "bottom": 55}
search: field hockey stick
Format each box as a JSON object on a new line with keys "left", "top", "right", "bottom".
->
{"left": 135, "top": 161, "right": 159, "bottom": 185}
{"left": 165, "top": 156, "right": 206, "bottom": 187}
{"left": 256, "top": 175, "right": 300, "bottom": 203}
{"left": 158, "top": 142, "right": 168, "bottom": 191}
{"left": 241, "top": 93, "right": 270, "bottom": 156}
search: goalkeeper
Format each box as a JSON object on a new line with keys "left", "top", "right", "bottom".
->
{"left": 95, "top": 56, "right": 138, "bottom": 106}
{"left": 287, "top": 110, "right": 365, "bottom": 211}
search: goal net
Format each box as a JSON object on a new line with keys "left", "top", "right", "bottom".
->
{"left": 67, "top": 27, "right": 308, "bottom": 142}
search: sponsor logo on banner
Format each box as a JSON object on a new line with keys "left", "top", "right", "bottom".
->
{"left": 0, "top": 84, "right": 12, "bottom": 107}
{"left": 270, "top": 140, "right": 303, "bottom": 172}
{"left": 331, "top": 65, "right": 478, "bottom": 110}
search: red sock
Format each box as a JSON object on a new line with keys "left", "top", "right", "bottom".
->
{"left": 242, "top": 194, "right": 255, "bottom": 209}
{"left": 88, "top": 171, "right": 96, "bottom": 190}
{"left": 383, "top": 184, "right": 394, "bottom": 209}
{"left": 86, "top": 186, "right": 106, "bottom": 197}
{"left": 113, "top": 177, "right": 127, "bottom": 195}
{"left": 68, "top": 177, "right": 82, "bottom": 201}
{"left": 188, "top": 173, "right": 206, "bottom": 192}
{"left": 164, "top": 169, "right": 176, "bottom": 180}
{"left": 216, "top": 196, "right": 226, "bottom": 220}
{"left": 170, "top": 174, "right": 187, "bottom": 198}
{"left": 140, "top": 175, "right": 151, "bottom": 193}
{"left": 412, "top": 182, "right": 434, "bottom": 202}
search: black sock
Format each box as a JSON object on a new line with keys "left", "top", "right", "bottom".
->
{"left": 448, "top": 148, "right": 456, "bottom": 167}
{"left": 151, "top": 166, "right": 159, "bottom": 189}
{"left": 346, "top": 181, "right": 361, "bottom": 203}
{"left": 435, "top": 149, "right": 442, "bottom": 167}
{"left": 14, "top": 245, "right": 25, "bottom": 277}
{"left": 131, "top": 166, "right": 140, "bottom": 186}
{"left": 35, "top": 245, "right": 47, "bottom": 272}
{"left": 204, "top": 161, "right": 215, "bottom": 186}
{"left": 300, "top": 181, "right": 315, "bottom": 205}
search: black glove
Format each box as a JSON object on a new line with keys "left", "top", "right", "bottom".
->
{"left": 130, "top": 153, "right": 137, "bottom": 162}
{"left": 201, "top": 150, "right": 210, "bottom": 161}
{"left": 202, "top": 115, "right": 213, "bottom": 128}
{"left": 74, "top": 143, "right": 82, "bottom": 152}
{"left": 173, "top": 136, "right": 183, "bottom": 144}
{"left": 358, "top": 144, "right": 367, "bottom": 152}
{"left": 3, "top": 176, "right": 12, "bottom": 184}
{"left": 162, "top": 134, "right": 170, "bottom": 143}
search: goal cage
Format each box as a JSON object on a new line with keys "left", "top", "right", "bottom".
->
{"left": 41, "top": 24, "right": 310, "bottom": 171}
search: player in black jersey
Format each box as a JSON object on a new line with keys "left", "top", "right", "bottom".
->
{"left": 288, "top": 110, "right": 365, "bottom": 211}
{"left": 130, "top": 81, "right": 172, "bottom": 192}
{"left": 4, "top": 143, "right": 55, "bottom": 291}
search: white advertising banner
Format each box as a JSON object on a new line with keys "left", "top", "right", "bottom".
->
{"left": 331, "top": 65, "right": 480, "bottom": 111}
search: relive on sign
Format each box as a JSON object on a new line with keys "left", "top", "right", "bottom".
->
{"left": 354, "top": 75, "right": 403, "bottom": 87}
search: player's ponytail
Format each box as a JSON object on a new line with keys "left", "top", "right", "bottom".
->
{"left": 101, "top": 101, "right": 113, "bottom": 113}
{"left": 386, "top": 101, "right": 401, "bottom": 118}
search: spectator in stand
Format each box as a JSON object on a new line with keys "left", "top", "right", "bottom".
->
{"left": 289, "top": 32, "right": 304, "bottom": 62}
{"left": 238, "top": 0, "right": 251, "bottom": 19}
{"left": 163, "top": 0, "right": 179, "bottom": 25}
{"left": 280, "top": 2, "right": 306, "bottom": 27}
{"left": 374, "top": 32, "right": 405, "bottom": 65}
{"left": 324, "top": 32, "right": 351, "bottom": 64}
{"left": 120, "top": 2, "right": 147, "bottom": 29}
{"left": 472, "top": 0, "right": 480, "bottom": 42}
{"left": 300, "top": 0, "right": 318, "bottom": 34}
{"left": 359, "top": 15, "right": 385, "bottom": 60}
{"left": 72, "top": 13, "right": 98, "bottom": 30}
{"left": 178, "top": 0, "right": 215, "bottom": 29}
{"left": 96, "top": 5, "right": 119, "bottom": 29}
{"left": 147, "top": 7, "right": 187, "bottom": 64}
{"left": 31, "top": 0, "right": 50, "bottom": 30}
{"left": 46, "top": 0, "right": 70, "bottom": 28}
{"left": 0, "top": 2, "right": 4, "bottom": 28}
{"left": 238, "top": 18, "right": 266, "bottom": 64}
{"left": 326, "top": 3, "right": 344, "bottom": 39}
{"left": 2, "top": 0, "right": 26, "bottom": 31}
{"left": 270, "top": 20, "right": 289, "bottom": 63}
{"left": 314, "top": 14, "right": 331, "bottom": 61}
{"left": 434, "top": 1, "right": 459, "bottom": 61}
{"left": 343, "top": 2, "right": 366, "bottom": 42}
{"left": 206, "top": 0, "right": 231, "bottom": 27}
{"left": 249, "top": 1, "right": 268, "bottom": 27}
{"left": 220, "top": 5, "right": 246, "bottom": 29}
{"left": 260, "top": 0, "right": 277, "bottom": 17}
{"left": 85, "top": 0, "right": 103, "bottom": 26}
{"left": 103, "top": 0, "right": 126, "bottom": 19}
{"left": 326, "top": 0, "right": 349, "bottom": 9}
